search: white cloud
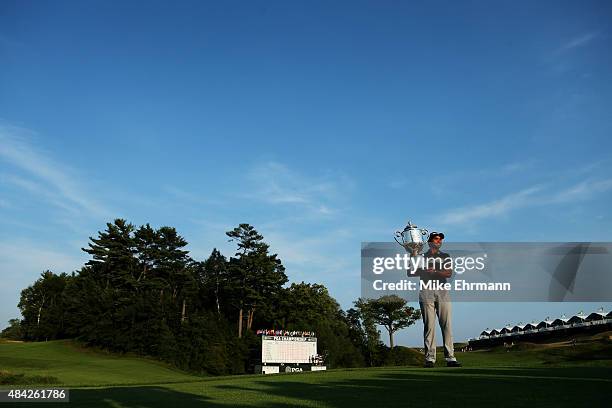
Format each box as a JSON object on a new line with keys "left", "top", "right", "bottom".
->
{"left": 550, "top": 179, "right": 612, "bottom": 203}
{"left": 557, "top": 32, "right": 599, "bottom": 53}
{"left": 243, "top": 161, "right": 350, "bottom": 217}
{"left": 437, "top": 178, "right": 612, "bottom": 226}
{"left": 1, "top": 173, "right": 80, "bottom": 214}
{"left": 0, "top": 124, "right": 110, "bottom": 218}
{"left": 438, "top": 186, "right": 543, "bottom": 225}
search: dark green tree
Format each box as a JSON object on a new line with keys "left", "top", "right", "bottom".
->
{"left": 226, "top": 224, "right": 287, "bottom": 337}
{"left": 199, "top": 249, "right": 229, "bottom": 318}
{"left": 278, "top": 282, "right": 365, "bottom": 367}
{"left": 154, "top": 226, "right": 192, "bottom": 326}
{"left": 12, "top": 219, "right": 378, "bottom": 373}
{"left": 0, "top": 318, "right": 23, "bottom": 340}
{"left": 366, "top": 295, "right": 421, "bottom": 348}
{"left": 82, "top": 219, "right": 138, "bottom": 289}
{"left": 348, "top": 298, "right": 384, "bottom": 366}
{"left": 18, "top": 270, "right": 70, "bottom": 340}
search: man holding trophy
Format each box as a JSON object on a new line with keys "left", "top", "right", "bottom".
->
{"left": 395, "top": 222, "right": 462, "bottom": 368}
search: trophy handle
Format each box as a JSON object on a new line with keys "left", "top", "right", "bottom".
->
{"left": 394, "top": 231, "right": 404, "bottom": 247}
{"left": 421, "top": 229, "right": 428, "bottom": 236}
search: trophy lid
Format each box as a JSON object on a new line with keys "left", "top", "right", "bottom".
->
{"left": 404, "top": 220, "right": 418, "bottom": 230}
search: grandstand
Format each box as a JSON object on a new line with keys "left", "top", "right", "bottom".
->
{"left": 468, "top": 308, "right": 612, "bottom": 348}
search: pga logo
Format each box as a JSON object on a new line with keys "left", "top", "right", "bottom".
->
{"left": 286, "top": 367, "right": 303, "bottom": 372}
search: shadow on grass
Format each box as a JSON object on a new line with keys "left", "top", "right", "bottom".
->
{"left": 214, "top": 366, "right": 611, "bottom": 408}
{"left": 11, "top": 366, "right": 612, "bottom": 408}
{"left": 14, "top": 387, "right": 211, "bottom": 408}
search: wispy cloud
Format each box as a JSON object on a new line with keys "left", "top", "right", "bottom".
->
{"left": 437, "top": 178, "right": 612, "bottom": 225}
{"left": 545, "top": 31, "right": 601, "bottom": 74}
{"left": 438, "top": 186, "right": 543, "bottom": 225}
{"left": 0, "top": 124, "right": 110, "bottom": 217}
{"left": 421, "top": 160, "right": 538, "bottom": 198}
{"left": 550, "top": 179, "right": 612, "bottom": 203}
{"left": 557, "top": 32, "right": 599, "bottom": 54}
{"left": 244, "top": 161, "right": 351, "bottom": 217}
{"left": 1, "top": 173, "right": 79, "bottom": 214}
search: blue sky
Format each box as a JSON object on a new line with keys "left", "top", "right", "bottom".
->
{"left": 1, "top": 0, "right": 611, "bottom": 346}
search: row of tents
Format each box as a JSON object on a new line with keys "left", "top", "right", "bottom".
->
{"left": 471, "top": 309, "right": 611, "bottom": 340}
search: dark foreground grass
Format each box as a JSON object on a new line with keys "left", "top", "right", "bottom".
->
{"left": 1, "top": 338, "right": 611, "bottom": 408}
{"left": 8, "top": 365, "right": 611, "bottom": 408}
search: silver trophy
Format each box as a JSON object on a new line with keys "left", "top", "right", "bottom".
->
{"left": 395, "top": 221, "right": 428, "bottom": 275}
{"left": 394, "top": 221, "right": 428, "bottom": 257}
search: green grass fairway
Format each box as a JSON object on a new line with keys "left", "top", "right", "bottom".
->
{"left": 0, "top": 340, "right": 202, "bottom": 386}
{"left": 1, "top": 336, "right": 611, "bottom": 408}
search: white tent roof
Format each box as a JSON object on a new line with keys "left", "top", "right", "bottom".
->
{"left": 474, "top": 309, "right": 609, "bottom": 339}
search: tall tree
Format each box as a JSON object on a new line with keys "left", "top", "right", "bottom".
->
{"left": 133, "top": 223, "right": 159, "bottom": 284}
{"left": 154, "top": 226, "right": 192, "bottom": 326}
{"left": 200, "top": 249, "right": 228, "bottom": 318}
{"left": 349, "top": 298, "right": 384, "bottom": 365}
{"left": 18, "top": 271, "right": 70, "bottom": 340}
{"left": 226, "top": 224, "right": 287, "bottom": 337}
{"left": 82, "top": 219, "right": 138, "bottom": 289}
{"left": 366, "top": 295, "right": 420, "bottom": 348}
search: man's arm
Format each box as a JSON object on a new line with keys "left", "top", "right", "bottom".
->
{"left": 435, "top": 267, "right": 452, "bottom": 279}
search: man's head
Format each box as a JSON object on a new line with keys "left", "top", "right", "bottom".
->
{"left": 428, "top": 232, "right": 445, "bottom": 250}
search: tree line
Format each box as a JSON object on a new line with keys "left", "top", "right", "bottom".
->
{"left": 2, "top": 219, "right": 422, "bottom": 374}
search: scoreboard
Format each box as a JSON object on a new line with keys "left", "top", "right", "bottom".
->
{"left": 261, "top": 336, "right": 317, "bottom": 364}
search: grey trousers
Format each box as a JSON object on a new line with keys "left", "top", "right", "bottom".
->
{"left": 419, "top": 289, "right": 456, "bottom": 363}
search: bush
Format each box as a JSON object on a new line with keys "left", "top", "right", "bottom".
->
{"left": 0, "top": 371, "right": 60, "bottom": 385}
{"left": 0, "top": 319, "right": 23, "bottom": 340}
{"left": 382, "top": 346, "right": 424, "bottom": 366}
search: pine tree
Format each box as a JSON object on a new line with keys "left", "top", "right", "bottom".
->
{"left": 226, "top": 224, "right": 287, "bottom": 337}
